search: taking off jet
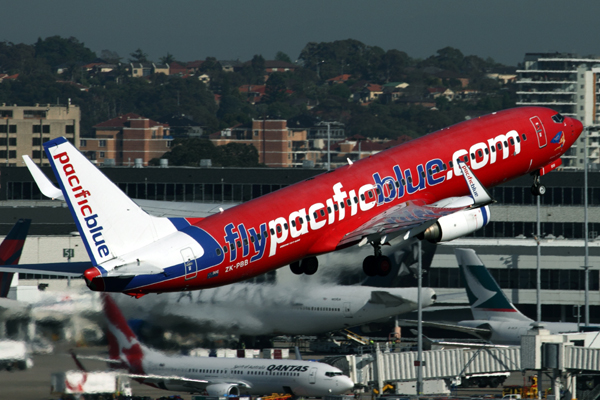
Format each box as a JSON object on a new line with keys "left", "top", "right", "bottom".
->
{"left": 13, "top": 107, "right": 582, "bottom": 297}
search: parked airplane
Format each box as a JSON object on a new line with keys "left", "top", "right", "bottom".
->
{"left": 10, "top": 107, "right": 582, "bottom": 297}
{"left": 115, "top": 283, "right": 437, "bottom": 337}
{"left": 452, "top": 248, "right": 600, "bottom": 345}
{"left": 0, "top": 219, "right": 31, "bottom": 298}
{"left": 95, "top": 293, "right": 355, "bottom": 396}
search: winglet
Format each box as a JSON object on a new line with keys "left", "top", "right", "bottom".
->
{"left": 23, "top": 155, "right": 64, "bottom": 200}
{"left": 457, "top": 161, "right": 493, "bottom": 206}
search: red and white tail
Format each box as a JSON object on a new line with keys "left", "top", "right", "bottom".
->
{"left": 101, "top": 293, "right": 147, "bottom": 374}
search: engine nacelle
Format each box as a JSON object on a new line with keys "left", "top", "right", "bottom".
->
{"left": 421, "top": 206, "right": 490, "bottom": 243}
{"left": 204, "top": 383, "right": 241, "bottom": 396}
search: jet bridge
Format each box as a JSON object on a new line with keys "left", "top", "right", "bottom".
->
{"left": 328, "top": 329, "right": 600, "bottom": 399}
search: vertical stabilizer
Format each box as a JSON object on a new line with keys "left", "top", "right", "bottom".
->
{"left": 0, "top": 219, "right": 31, "bottom": 298}
{"left": 44, "top": 137, "right": 177, "bottom": 266}
{"left": 102, "top": 293, "right": 147, "bottom": 374}
{"left": 455, "top": 248, "right": 531, "bottom": 322}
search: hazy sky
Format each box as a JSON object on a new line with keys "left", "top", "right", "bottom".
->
{"left": 2, "top": 1, "right": 599, "bottom": 66}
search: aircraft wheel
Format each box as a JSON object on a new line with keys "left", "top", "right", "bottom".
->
{"left": 290, "top": 261, "right": 303, "bottom": 275}
{"left": 363, "top": 255, "right": 377, "bottom": 277}
{"left": 531, "top": 184, "right": 546, "bottom": 196}
{"left": 302, "top": 257, "right": 318, "bottom": 275}
{"left": 376, "top": 256, "right": 392, "bottom": 277}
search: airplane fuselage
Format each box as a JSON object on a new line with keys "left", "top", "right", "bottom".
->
{"left": 119, "top": 284, "right": 436, "bottom": 336}
{"left": 140, "top": 351, "right": 354, "bottom": 396}
{"left": 76, "top": 107, "right": 582, "bottom": 294}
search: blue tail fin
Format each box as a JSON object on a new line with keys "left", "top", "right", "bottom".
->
{"left": 455, "top": 248, "right": 531, "bottom": 322}
{"left": 0, "top": 219, "right": 32, "bottom": 297}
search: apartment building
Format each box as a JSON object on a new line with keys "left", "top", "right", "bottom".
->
{"left": 79, "top": 113, "right": 172, "bottom": 166}
{"left": 517, "top": 53, "right": 600, "bottom": 169}
{"left": 0, "top": 103, "right": 80, "bottom": 166}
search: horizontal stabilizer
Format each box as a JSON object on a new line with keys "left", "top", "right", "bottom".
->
{"left": 369, "top": 291, "right": 408, "bottom": 307}
{"left": 0, "top": 261, "right": 92, "bottom": 277}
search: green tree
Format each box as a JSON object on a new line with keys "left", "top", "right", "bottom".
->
{"left": 161, "top": 138, "right": 217, "bottom": 166}
{"left": 129, "top": 48, "right": 149, "bottom": 63}
{"left": 34, "top": 36, "right": 96, "bottom": 68}
{"left": 214, "top": 142, "right": 260, "bottom": 167}
{"left": 275, "top": 51, "right": 292, "bottom": 63}
{"left": 159, "top": 53, "right": 176, "bottom": 65}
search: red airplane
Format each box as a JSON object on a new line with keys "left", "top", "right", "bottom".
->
{"left": 10, "top": 107, "right": 582, "bottom": 297}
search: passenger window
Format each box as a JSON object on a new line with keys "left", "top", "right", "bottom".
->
{"left": 346, "top": 199, "right": 351, "bottom": 206}
{"left": 484, "top": 148, "right": 489, "bottom": 155}
{"left": 223, "top": 245, "right": 228, "bottom": 253}
{"left": 368, "top": 191, "right": 374, "bottom": 199}
{"left": 401, "top": 178, "right": 406, "bottom": 185}
{"left": 516, "top": 136, "right": 521, "bottom": 143}
{"left": 449, "top": 160, "right": 453, "bottom": 168}
{"left": 463, "top": 155, "right": 468, "bottom": 162}
{"left": 421, "top": 170, "right": 425, "bottom": 178}
{"left": 504, "top": 141, "right": 508, "bottom": 147}
{"left": 236, "top": 240, "right": 241, "bottom": 248}
{"left": 354, "top": 196, "right": 358, "bottom": 203}
{"left": 360, "top": 193, "right": 365, "bottom": 201}
{"left": 334, "top": 204, "right": 338, "bottom": 211}
{"left": 408, "top": 176, "right": 413, "bottom": 183}
{"left": 230, "top": 243, "right": 235, "bottom": 251}
{"left": 376, "top": 187, "right": 381, "bottom": 195}
{"left": 522, "top": 133, "right": 527, "bottom": 141}
{"left": 471, "top": 153, "right": 475, "bottom": 160}
{"left": 327, "top": 207, "right": 332, "bottom": 214}
{"left": 305, "top": 215, "right": 310, "bottom": 221}
{"left": 250, "top": 236, "right": 255, "bottom": 243}
{"left": 320, "top": 209, "right": 325, "bottom": 217}
{"left": 388, "top": 182, "right": 393, "bottom": 190}
{"left": 491, "top": 146, "right": 496, "bottom": 153}
{"left": 216, "top": 248, "right": 222, "bottom": 256}
{"left": 284, "top": 223, "right": 288, "bottom": 230}
{"left": 276, "top": 226, "right": 281, "bottom": 233}
{"left": 477, "top": 150, "right": 483, "bottom": 157}
{"left": 270, "top": 228, "right": 275, "bottom": 235}
{"left": 340, "top": 202, "right": 345, "bottom": 209}
{"left": 243, "top": 239, "right": 248, "bottom": 246}
{"left": 509, "top": 138, "right": 515, "bottom": 145}
{"left": 291, "top": 220, "right": 296, "bottom": 228}
{"left": 394, "top": 180, "right": 400, "bottom": 187}
{"left": 427, "top": 168, "right": 432, "bottom": 175}
{"left": 497, "top": 143, "right": 502, "bottom": 150}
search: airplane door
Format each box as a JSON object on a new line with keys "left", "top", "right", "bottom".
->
{"left": 309, "top": 367, "right": 317, "bottom": 384}
{"left": 343, "top": 302, "right": 352, "bottom": 318}
{"left": 530, "top": 116, "right": 547, "bottom": 148}
{"left": 181, "top": 247, "right": 197, "bottom": 280}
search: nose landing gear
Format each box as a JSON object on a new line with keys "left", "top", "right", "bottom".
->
{"left": 362, "top": 240, "right": 392, "bottom": 277}
{"left": 531, "top": 174, "right": 546, "bottom": 196}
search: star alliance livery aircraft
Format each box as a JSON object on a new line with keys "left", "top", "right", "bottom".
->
{"left": 11, "top": 107, "right": 583, "bottom": 297}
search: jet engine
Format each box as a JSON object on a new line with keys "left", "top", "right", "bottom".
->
{"left": 420, "top": 206, "right": 490, "bottom": 243}
{"left": 205, "top": 383, "right": 241, "bottom": 396}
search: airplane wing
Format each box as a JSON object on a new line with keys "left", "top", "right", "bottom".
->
{"left": 124, "top": 373, "right": 251, "bottom": 393}
{"left": 369, "top": 291, "right": 415, "bottom": 308}
{"left": 336, "top": 161, "right": 493, "bottom": 248}
{"left": 399, "top": 319, "right": 492, "bottom": 340}
{"left": 0, "top": 262, "right": 92, "bottom": 277}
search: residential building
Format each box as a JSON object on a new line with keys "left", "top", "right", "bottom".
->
{"left": 517, "top": 52, "right": 600, "bottom": 170}
{"left": 210, "top": 119, "right": 308, "bottom": 168}
{"left": 0, "top": 103, "right": 80, "bottom": 166}
{"left": 130, "top": 63, "right": 169, "bottom": 78}
{"left": 79, "top": 113, "right": 171, "bottom": 166}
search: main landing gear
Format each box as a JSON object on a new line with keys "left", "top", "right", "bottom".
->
{"left": 362, "top": 241, "right": 392, "bottom": 277}
{"left": 289, "top": 256, "right": 318, "bottom": 275}
{"left": 531, "top": 174, "right": 546, "bottom": 196}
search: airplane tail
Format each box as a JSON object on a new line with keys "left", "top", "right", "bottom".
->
{"left": 455, "top": 248, "right": 531, "bottom": 322}
{"left": 43, "top": 137, "right": 179, "bottom": 267}
{"left": 0, "top": 219, "right": 32, "bottom": 298}
{"left": 102, "top": 293, "right": 148, "bottom": 374}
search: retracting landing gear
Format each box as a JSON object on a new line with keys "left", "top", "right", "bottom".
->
{"left": 531, "top": 174, "right": 546, "bottom": 196}
{"left": 289, "top": 256, "right": 318, "bottom": 275}
{"left": 362, "top": 241, "right": 391, "bottom": 277}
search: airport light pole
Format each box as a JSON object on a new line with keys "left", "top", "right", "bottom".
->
{"left": 416, "top": 240, "right": 423, "bottom": 395}
{"left": 536, "top": 194, "right": 541, "bottom": 323}
{"left": 584, "top": 127, "right": 590, "bottom": 326}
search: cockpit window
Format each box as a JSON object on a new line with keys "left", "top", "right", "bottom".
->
{"left": 552, "top": 113, "right": 564, "bottom": 123}
{"left": 325, "top": 371, "right": 343, "bottom": 377}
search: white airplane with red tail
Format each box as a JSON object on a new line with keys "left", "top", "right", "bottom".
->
{"left": 93, "top": 293, "right": 354, "bottom": 396}
{"left": 12, "top": 107, "right": 582, "bottom": 297}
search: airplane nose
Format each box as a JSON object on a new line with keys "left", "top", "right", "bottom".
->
{"left": 570, "top": 117, "right": 584, "bottom": 139}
